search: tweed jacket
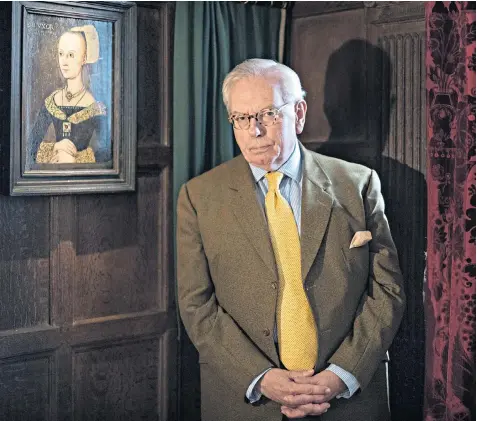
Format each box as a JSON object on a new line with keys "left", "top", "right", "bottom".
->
{"left": 176, "top": 143, "right": 405, "bottom": 421}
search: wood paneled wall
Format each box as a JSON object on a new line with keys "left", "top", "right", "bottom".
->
{"left": 0, "top": 3, "right": 176, "bottom": 420}
{"left": 291, "top": 2, "right": 426, "bottom": 420}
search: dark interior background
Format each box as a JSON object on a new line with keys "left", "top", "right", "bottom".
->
{"left": 0, "top": 2, "right": 426, "bottom": 420}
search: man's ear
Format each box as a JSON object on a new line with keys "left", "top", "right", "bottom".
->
{"left": 295, "top": 100, "right": 307, "bottom": 135}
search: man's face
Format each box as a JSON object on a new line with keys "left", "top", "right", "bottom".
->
{"left": 228, "top": 76, "right": 306, "bottom": 171}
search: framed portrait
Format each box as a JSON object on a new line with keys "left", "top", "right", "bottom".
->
{"left": 5, "top": 1, "right": 137, "bottom": 195}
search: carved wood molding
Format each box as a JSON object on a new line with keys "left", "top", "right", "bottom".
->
{"left": 159, "top": 328, "right": 179, "bottom": 420}
{"left": 369, "top": 2, "right": 425, "bottom": 24}
{"left": 0, "top": 326, "right": 61, "bottom": 359}
{"left": 292, "top": 1, "right": 364, "bottom": 18}
{"left": 375, "top": 28, "right": 427, "bottom": 419}
{"left": 379, "top": 32, "right": 426, "bottom": 171}
{"left": 65, "top": 310, "right": 175, "bottom": 347}
{"left": 136, "top": 2, "right": 174, "bottom": 173}
{"left": 137, "top": 144, "right": 172, "bottom": 172}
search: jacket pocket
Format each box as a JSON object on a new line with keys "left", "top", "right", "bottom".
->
{"left": 340, "top": 245, "right": 368, "bottom": 275}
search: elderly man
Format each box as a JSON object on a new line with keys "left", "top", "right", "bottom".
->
{"left": 176, "top": 58, "right": 405, "bottom": 421}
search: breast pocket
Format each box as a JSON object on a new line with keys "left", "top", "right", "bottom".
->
{"left": 340, "top": 244, "right": 369, "bottom": 275}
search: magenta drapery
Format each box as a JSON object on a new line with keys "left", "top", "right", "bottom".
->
{"left": 424, "top": 2, "right": 476, "bottom": 421}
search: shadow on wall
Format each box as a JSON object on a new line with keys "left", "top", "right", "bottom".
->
{"left": 316, "top": 39, "right": 427, "bottom": 421}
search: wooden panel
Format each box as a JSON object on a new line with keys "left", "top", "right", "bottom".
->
{"left": 376, "top": 32, "right": 427, "bottom": 421}
{"left": 0, "top": 2, "right": 12, "bottom": 194}
{"left": 367, "top": 5, "right": 426, "bottom": 421}
{"left": 0, "top": 2, "right": 176, "bottom": 420}
{"left": 292, "top": 1, "right": 363, "bottom": 18}
{"left": 291, "top": 8, "right": 366, "bottom": 144}
{"left": 291, "top": 2, "right": 427, "bottom": 420}
{"left": 0, "top": 196, "right": 50, "bottom": 331}
{"left": 73, "top": 338, "right": 159, "bottom": 421}
{"left": 0, "top": 326, "right": 61, "bottom": 359}
{"left": 74, "top": 176, "right": 161, "bottom": 320}
{"left": 0, "top": 353, "right": 54, "bottom": 420}
{"left": 50, "top": 196, "right": 76, "bottom": 327}
{"left": 157, "top": 167, "right": 175, "bottom": 313}
{"left": 379, "top": 33, "right": 426, "bottom": 171}
{"left": 137, "top": 5, "right": 171, "bottom": 149}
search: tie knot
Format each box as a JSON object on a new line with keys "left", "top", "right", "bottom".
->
{"left": 265, "top": 172, "right": 284, "bottom": 192}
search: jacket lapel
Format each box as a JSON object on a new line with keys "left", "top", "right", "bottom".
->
{"left": 299, "top": 144, "right": 334, "bottom": 281}
{"left": 226, "top": 146, "right": 334, "bottom": 283}
{"left": 228, "top": 156, "right": 278, "bottom": 279}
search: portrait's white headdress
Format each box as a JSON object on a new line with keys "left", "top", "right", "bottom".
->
{"left": 70, "top": 24, "right": 99, "bottom": 64}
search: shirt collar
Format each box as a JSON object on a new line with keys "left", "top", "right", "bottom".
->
{"left": 249, "top": 140, "right": 302, "bottom": 184}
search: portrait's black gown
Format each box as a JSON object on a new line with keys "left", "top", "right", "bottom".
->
{"left": 28, "top": 90, "right": 110, "bottom": 165}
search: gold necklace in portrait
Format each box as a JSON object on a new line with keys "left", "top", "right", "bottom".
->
{"left": 64, "top": 85, "right": 85, "bottom": 102}
{"left": 61, "top": 87, "right": 87, "bottom": 137}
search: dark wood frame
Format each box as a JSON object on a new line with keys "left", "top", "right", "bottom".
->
{"left": 6, "top": 1, "right": 137, "bottom": 195}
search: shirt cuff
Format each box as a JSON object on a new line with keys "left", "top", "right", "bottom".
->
{"left": 326, "top": 364, "right": 360, "bottom": 399}
{"left": 245, "top": 368, "right": 273, "bottom": 403}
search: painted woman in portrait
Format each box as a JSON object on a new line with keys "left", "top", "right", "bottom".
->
{"left": 28, "top": 25, "right": 111, "bottom": 165}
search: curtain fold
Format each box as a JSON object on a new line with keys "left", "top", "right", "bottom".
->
{"left": 424, "top": 2, "right": 476, "bottom": 420}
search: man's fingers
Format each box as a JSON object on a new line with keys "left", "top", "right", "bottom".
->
{"left": 289, "top": 369, "right": 314, "bottom": 379}
{"left": 281, "top": 406, "right": 307, "bottom": 418}
{"left": 292, "top": 375, "right": 321, "bottom": 384}
{"left": 289, "top": 383, "right": 331, "bottom": 396}
{"left": 281, "top": 403, "right": 330, "bottom": 418}
{"left": 282, "top": 393, "right": 329, "bottom": 406}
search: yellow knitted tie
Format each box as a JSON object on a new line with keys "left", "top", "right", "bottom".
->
{"left": 265, "top": 171, "right": 318, "bottom": 370}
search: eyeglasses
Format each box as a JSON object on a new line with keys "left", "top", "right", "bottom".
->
{"left": 228, "top": 103, "right": 293, "bottom": 130}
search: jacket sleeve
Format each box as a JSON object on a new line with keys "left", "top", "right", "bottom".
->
{"left": 327, "top": 169, "right": 406, "bottom": 390}
{"left": 176, "top": 183, "right": 275, "bottom": 394}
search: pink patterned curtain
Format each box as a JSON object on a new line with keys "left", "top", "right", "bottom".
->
{"left": 425, "top": 2, "right": 476, "bottom": 421}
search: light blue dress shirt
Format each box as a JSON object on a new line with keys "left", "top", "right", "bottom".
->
{"left": 245, "top": 141, "right": 360, "bottom": 402}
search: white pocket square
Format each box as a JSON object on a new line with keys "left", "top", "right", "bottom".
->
{"left": 349, "top": 230, "right": 372, "bottom": 249}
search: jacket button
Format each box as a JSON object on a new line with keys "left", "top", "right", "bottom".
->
{"left": 271, "top": 282, "right": 277, "bottom": 290}
{"left": 263, "top": 328, "right": 271, "bottom": 337}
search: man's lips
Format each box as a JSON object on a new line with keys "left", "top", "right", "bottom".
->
{"left": 250, "top": 144, "right": 273, "bottom": 153}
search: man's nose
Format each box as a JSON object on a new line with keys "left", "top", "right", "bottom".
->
{"left": 248, "top": 118, "right": 264, "bottom": 137}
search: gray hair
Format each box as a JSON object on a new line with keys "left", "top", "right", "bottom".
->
{"left": 222, "top": 58, "right": 306, "bottom": 111}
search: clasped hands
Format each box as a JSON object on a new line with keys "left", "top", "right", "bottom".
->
{"left": 49, "top": 139, "right": 77, "bottom": 163}
{"left": 259, "top": 368, "right": 346, "bottom": 418}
